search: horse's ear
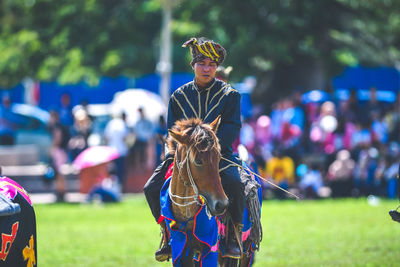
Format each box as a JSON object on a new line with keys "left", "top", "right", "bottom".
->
{"left": 168, "top": 129, "right": 188, "bottom": 145}
{"left": 210, "top": 115, "right": 221, "bottom": 133}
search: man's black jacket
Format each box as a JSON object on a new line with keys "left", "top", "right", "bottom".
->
{"left": 167, "top": 78, "right": 241, "bottom": 168}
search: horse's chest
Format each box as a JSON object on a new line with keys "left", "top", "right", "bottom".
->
{"left": 172, "top": 205, "right": 199, "bottom": 223}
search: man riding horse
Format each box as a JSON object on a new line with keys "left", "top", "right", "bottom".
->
{"left": 144, "top": 37, "right": 246, "bottom": 261}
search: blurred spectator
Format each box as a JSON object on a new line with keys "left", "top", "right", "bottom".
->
{"left": 215, "top": 65, "right": 233, "bottom": 82}
{"left": 299, "top": 163, "right": 324, "bottom": 199}
{"left": 343, "top": 89, "right": 361, "bottom": 123}
{"left": 370, "top": 111, "right": 388, "bottom": 144}
{"left": 240, "top": 118, "right": 256, "bottom": 154}
{"left": 327, "top": 150, "right": 355, "bottom": 197}
{"left": 87, "top": 163, "right": 122, "bottom": 203}
{"left": 270, "top": 101, "right": 285, "bottom": 141}
{"left": 352, "top": 121, "right": 372, "bottom": 148}
{"left": 384, "top": 92, "right": 400, "bottom": 142}
{"left": 79, "top": 98, "right": 94, "bottom": 122}
{"left": 265, "top": 149, "right": 295, "bottom": 199}
{"left": 47, "top": 110, "right": 69, "bottom": 202}
{"left": 354, "top": 146, "right": 381, "bottom": 196}
{"left": 133, "top": 107, "right": 155, "bottom": 169}
{"left": 248, "top": 86, "right": 399, "bottom": 200}
{"left": 362, "top": 87, "right": 385, "bottom": 123}
{"left": 69, "top": 109, "right": 92, "bottom": 160}
{"left": 383, "top": 153, "right": 399, "bottom": 199}
{"left": 59, "top": 92, "right": 74, "bottom": 127}
{"left": 104, "top": 112, "right": 130, "bottom": 185}
{"left": 309, "top": 101, "right": 338, "bottom": 154}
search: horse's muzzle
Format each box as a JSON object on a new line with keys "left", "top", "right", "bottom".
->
{"left": 213, "top": 198, "right": 229, "bottom": 215}
{"left": 203, "top": 194, "right": 229, "bottom": 216}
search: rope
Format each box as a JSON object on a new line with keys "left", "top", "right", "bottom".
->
{"left": 169, "top": 146, "right": 205, "bottom": 208}
{"left": 221, "top": 157, "right": 301, "bottom": 200}
{"left": 248, "top": 194, "right": 262, "bottom": 251}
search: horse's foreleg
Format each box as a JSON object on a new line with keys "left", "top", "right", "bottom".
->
{"left": 180, "top": 241, "right": 195, "bottom": 267}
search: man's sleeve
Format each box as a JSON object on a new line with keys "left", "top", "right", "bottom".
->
{"left": 217, "top": 90, "right": 242, "bottom": 152}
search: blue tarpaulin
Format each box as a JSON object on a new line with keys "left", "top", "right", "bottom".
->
{"left": 0, "top": 74, "right": 194, "bottom": 110}
{"left": 333, "top": 66, "right": 400, "bottom": 92}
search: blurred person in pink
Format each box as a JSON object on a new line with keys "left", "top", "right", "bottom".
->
{"left": 309, "top": 101, "right": 338, "bottom": 154}
{"left": 47, "top": 110, "right": 69, "bottom": 202}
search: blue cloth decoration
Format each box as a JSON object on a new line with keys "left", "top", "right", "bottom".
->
{"left": 160, "top": 178, "right": 219, "bottom": 267}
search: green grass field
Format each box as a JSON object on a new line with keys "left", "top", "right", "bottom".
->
{"left": 35, "top": 195, "right": 400, "bottom": 266}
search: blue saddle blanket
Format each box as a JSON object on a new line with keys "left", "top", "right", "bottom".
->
{"left": 160, "top": 178, "right": 219, "bottom": 266}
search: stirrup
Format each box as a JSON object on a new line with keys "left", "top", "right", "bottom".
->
{"left": 155, "top": 244, "right": 171, "bottom": 262}
{"left": 155, "top": 225, "right": 171, "bottom": 262}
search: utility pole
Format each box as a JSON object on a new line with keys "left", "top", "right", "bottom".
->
{"left": 157, "top": 0, "right": 174, "bottom": 106}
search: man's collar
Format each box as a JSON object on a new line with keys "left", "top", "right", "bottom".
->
{"left": 193, "top": 78, "right": 216, "bottom": 92}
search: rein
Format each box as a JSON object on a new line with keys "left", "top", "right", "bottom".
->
{"left": 169, "top": 145, "right": 300, "bottom": 204}
{"left": 221, "top": 156, "right": 301, "bottom": 200}
{"left": 169, "top": 145, "right": 205, "bottom": 208}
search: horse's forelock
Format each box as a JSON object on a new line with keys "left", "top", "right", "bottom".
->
{"left": 192, "top": 126, "right": 214, "bottom": 153}
{"left": 168, "top": 118, "right": 220, "bottom": 155}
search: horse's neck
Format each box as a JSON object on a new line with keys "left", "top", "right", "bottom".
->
{"left": 170, "top": 165, "right": 200, "bottom": 222}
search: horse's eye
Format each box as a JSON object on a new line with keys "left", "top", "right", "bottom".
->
{"left": 194, "top": 156, "right": 203, "bottom": 166}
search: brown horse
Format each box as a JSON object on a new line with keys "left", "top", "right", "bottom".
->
{"left": 164, "top": 116, "right": 228, "bottom": 266}
{"left": 163, "top": 116, "right": 262, "bottom": 266}
{"left": 167, "top": 116, "right": 228, "bottom": 222}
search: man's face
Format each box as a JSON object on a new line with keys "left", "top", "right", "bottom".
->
{"left": 193, "top": 58, "right": 218, "bottom": 87}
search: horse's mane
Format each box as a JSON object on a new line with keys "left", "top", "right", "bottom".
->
{"left": 167, "top": 118, "right": 220, "bottom": 156}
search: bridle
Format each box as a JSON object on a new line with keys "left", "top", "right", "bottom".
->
{"left": 168, "top": 145, "right": 205, "bottom": 209}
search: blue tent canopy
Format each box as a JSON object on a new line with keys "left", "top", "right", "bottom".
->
{"left": 333, "top": 66, "right": 400, "bottom": 92}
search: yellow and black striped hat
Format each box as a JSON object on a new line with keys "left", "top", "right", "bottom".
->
{"left": 182, "top": 37, "right": 226, "bottom": 65}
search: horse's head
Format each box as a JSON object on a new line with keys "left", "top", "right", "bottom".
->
{"left": 168, "top": 116, "right": 229, "bottom": 216}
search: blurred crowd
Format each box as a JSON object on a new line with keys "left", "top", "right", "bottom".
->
{"left": 0, "top": 91, "right": 167, "bottom": 201}
{"left": 1, "top": 86, "right": 400, "bottom": 201}
{"left": 237, "top": 87, "right": 400, "bottom": 200}
{"left": 45, "top": 93, "right": 167, "bottom": 200}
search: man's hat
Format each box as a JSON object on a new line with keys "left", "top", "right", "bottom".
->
{"left": 182, "top": 37, "right": 226, "bottom": 65}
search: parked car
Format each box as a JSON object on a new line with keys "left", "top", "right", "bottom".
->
{"left": 11, "top": 104, "right": 52, "bottom": 163}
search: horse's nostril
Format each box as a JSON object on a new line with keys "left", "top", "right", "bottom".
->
{"left": 215, "top": 200, "right": 228, "bottom": 214}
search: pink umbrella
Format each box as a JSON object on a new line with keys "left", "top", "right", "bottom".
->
{"left": 73, "top": 146, "right": 120, "bottom": 170}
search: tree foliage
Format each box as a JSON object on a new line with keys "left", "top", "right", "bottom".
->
{"left": 0, "top": 0, "right": 400, "bottom": 104}
{"left": 0, "top": 0, "right": 162, "bottom": 88}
